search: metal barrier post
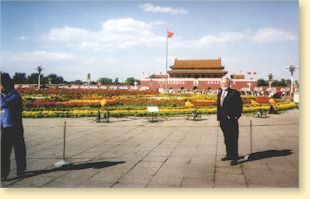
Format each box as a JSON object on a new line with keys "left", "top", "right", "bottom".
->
{"left": 54, "top": 121, "right": 72, "bottom": 168}
{"left": 96, "top": 110, "right": 100, "bottom": 123}
{"left": 63, "top": 121, "right": 66, "bottom": 160}
{"left": 250, "top": 119, "right": 253, "bottom": 154}
{"left": 244, "top": 120, "right": 253, "bottom": 161}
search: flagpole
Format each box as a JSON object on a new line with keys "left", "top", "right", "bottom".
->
{"left": 165, "top": 29, "right": 168, "bottom": 91}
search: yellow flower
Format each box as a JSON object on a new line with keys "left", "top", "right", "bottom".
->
{"left": 269, "top": 98, "right": 276, "bottom": 104}
{"left": 100, "top": 99, "right": 108, "bottom": 107}
{"left": 251, "top": 100, "right": 258, "bottom": 106}
{"left": 185, "top": 101, "right": 194, "bottom": 108}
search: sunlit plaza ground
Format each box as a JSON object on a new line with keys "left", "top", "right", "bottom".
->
{"left": 1, "top": 109, "right": 299, "bottom": 188}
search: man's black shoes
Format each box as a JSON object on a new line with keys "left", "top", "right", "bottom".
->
{"left": 1, "top": 176, "right": 8, "bottom": 181}
{"left": 230, "top": 160, "right": 238, "bottom": 166}
{"left": 17, "top": 170, "right": 25, "bottom": 178}
{"left": 221, "top": 156, "right": 231, "bottom": 161}
{"left": 222, "top": 156, "right": 240, "bottom": 165}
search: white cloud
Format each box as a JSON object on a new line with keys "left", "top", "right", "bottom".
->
{"left": 252, "top": 28, "right": 295, "bottom": 43}
{"left": 1, "top": 50, "right": 81, "bottom": 79}
{"left": 2, "top": 26, "right": 297, "bottom": 81}
{"left": 33, "top": 51, "right": 76, "bottom": 60}
{"left": 44, "top": 17, "right": 295, "bottom": 52}
{"left": 2, "top": 51, "right": 75, "bottom": 63}
{"left": 47, "top": 26, "right": 92, "bottom": 42}
{"left": 16, "top": 35, "right": 26, "bottom": 41}
{"left": 195, "top": 31, "right": 249, "bottom": 46}
{"left": 102, "top": 18, "right": 153, "bottom": 33}
{"left": 138, "top": 3, "right": 188, "bottom": 15}
{"left": 170, "top": 28, "right": 296, "bottom": 49}
{"left": 1, "top": 50, "right": 148, "bottom": 81}
{"left": 45, "top": 18, "right": 166, "bottom": 50}
{"left": 168, "top": 31, "right": 249, "bottom": 49}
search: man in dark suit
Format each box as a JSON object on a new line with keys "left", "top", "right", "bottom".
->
{"left": 217, "top": 77, "right": 243, "bottom": 166}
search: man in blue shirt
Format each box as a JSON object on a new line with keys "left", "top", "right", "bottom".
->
{"left": 1, "top": 74, "right": 26, "bottom": 181}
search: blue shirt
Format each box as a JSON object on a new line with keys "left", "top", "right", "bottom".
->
{"left": 1, "top": 90, "right": 23, "bottom": 128}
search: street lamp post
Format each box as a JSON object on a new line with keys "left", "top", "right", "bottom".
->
{"left": 247, "top": 72, "right": 257, "bottom": 94}
{"left": 286, "top": 63, "right": 299, "bottom": 96}
{"left": 87, "top": 73, "right": 91, "bottom": 89}
{"left": 35, "top": 65, "right": 44, "bottom": 90}
{"left": 268, "top": 73, "right": 273, "bottom": 89}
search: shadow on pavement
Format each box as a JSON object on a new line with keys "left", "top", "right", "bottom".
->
{"left": 6, "top": 160, "right": 125, "bottom": 181}
{"left": 238, "top": 149, "right": 293, "bottom": 164}
{"left": 186, "top": 118, "right": 208, "bottom": 122}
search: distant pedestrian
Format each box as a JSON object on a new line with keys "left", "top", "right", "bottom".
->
{"left": 217, "top": 77, "right": 243, "bottom": 166}
{"left": 1, "top": 73, "right": 26, "bottom": 181}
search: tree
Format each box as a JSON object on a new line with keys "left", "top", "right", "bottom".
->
{"left": 1, "top": 72, "right": 12, "bottom": 85}
{"left": 13, "top": 72, "right": 27, "bottom": 84}
{"left": 271, "top": 79, "right": 288, "bottom": 87}
{"left": 271, "top": 80, "right": 280, "bottom": 87}
{"left": 294, "top": 80, "right": 299, "bottom": 86}
{"left": 0, "top": 72, "right": 11, "bottom": 79}
{"left": 98, "top": 77, "right": 113, "bottom": 85}
{"left": 271, "top": 80, "right": 285, "bottom": 87}
{"left": 114, "top": 77, "right": 119, "bottom": 85}
{"left": 280, "top": 79, "right": 286, "bottom": 87}
{"left": 44, "top": 74, "right": 64, "bottom": 84}
{"left": 256, "top": 79, "right": 267, "bottom": 87}
{"left": 125, "top": 77, "right": 139, "bottom": 85}
{"left": 27, "top": 73, "right": 42, "bottom": 84}
{"left": 71, "top": 80, "right": 83, "bottom": 85}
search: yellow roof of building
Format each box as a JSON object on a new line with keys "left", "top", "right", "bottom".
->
{"left": 170, "top": 58, "right": 224, "bottom": 69}
{"left": 168, "top": 69, "right": 228, "bottom": 74}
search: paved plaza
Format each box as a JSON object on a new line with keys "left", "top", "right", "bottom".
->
{"left": 1, "top": 110, "right": 299, "bottom": 188}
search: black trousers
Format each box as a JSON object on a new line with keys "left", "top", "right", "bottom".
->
{"left": 220, "top": 117, "right": 239, "bottom": 160}
{"left": 1, "top": 125, "right": 27, "bottom": 177}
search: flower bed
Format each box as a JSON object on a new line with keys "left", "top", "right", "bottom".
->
{"left": 20, "top": 88, "right": 298, "bottom": 118}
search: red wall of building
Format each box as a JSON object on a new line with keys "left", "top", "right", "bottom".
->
{"left": 140, "top": 78, "right": 257, "bottom": 90}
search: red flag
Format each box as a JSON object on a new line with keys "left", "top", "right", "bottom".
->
{"left": 253, "top": 71, "right": 257, "bottom": 75}
{"left": 167, "top": 31, "right": 174, "bottom": 38}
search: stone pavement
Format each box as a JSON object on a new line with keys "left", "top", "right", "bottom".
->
{"left": 1, "top": 110, "right": 299, "bottom": 188}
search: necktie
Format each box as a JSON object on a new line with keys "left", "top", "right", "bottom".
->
{"left": 220, "top": 91, "right": 227, "bottom": 106}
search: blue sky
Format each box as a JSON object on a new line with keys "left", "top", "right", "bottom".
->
{"left": 1, "top": 0, "right": 299, "bottom": 82}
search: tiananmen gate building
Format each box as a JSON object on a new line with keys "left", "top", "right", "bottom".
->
{"left": 168, "top": 58, "right": 227, "bottom": 78}
{"left": 140, "top": 58, "right": 257, "bottom": 91}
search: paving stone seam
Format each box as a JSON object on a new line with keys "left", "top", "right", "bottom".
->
{"left": 82, "top": 126, "right": 152, "bottom": 161}
{"left": 112, "top": 127, "right": 181, "bottom": 188}
{"left": 38, "top": 126, "right": 140, "bottom": 187}
{"left": 241, "top": 163, "right": 249, "bottom": 187}
{"left": 145, "top": 127, "right": 193, "bottom": 188}
{"left": 25, "top": 126, "right": 95, "bottom": 153}
{"left": 3, "top": 111, "right": 298, "bottom": 188}
{"left": 213, "top": 127, "right": 219, "bottom": 188}
{"left": 73, "top": 127, "right": 152, "bottom": 186}
{"left": 2, "top": 158, "right": 62, "bottom": 187}
{"left": 101, "top": 123, "right": 298, "bottom": 128}
{"left": 66, "top": 126, "right": 140, "bottom": 159}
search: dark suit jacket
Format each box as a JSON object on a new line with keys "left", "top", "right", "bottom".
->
{"left": 217, "top": 88, "right": 243, "bottom": 121}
